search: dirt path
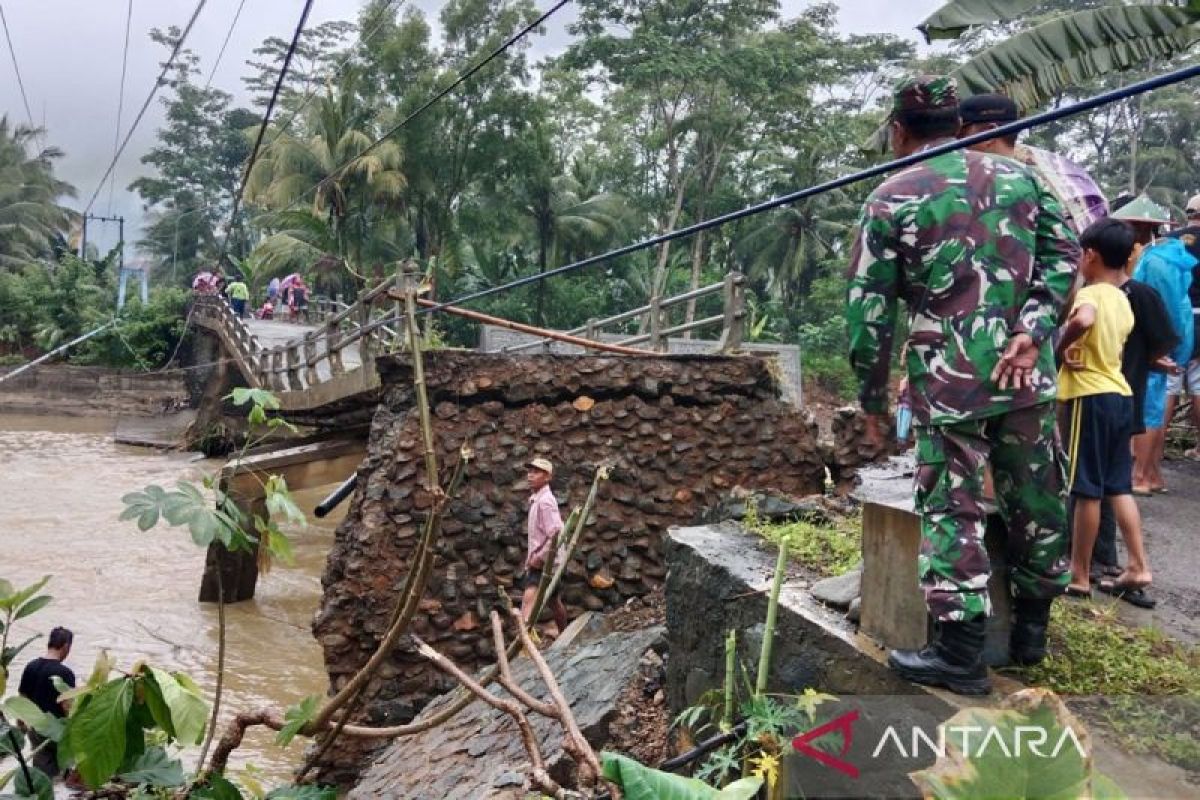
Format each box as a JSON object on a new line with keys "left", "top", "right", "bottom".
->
{"left": 1122, "top": 458, "right": 1200, "bottom": 645}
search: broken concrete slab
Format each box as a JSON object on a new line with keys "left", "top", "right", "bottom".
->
{"left": 810, "top": 561, "right": 862, "bottom": 609}
{"left": 348, "top": 625, "right": 665, "bottom": 799}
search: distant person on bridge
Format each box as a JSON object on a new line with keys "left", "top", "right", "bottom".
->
{"left": 847, "top": 75, "right": 1078, "bottom": 694}
{"left": 226, "top": 276, "right": 250, "bottom": 318}
{"left": 267, "top": 276, "right": 281, "bottom": 304}
{"left": 520, "top": 457, "right": 569, "bottom": 637}
{"left": 18, "top": 626, "right": 76, "bottom": 777}
{"left": 286, "top": 280, "right": 310, "bottom": 323}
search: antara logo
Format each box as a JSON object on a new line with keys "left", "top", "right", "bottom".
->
{"left": 790, "top": 709, "right": 1088, "bottom": 779}
{"left": 871, "top": 723, "right": 1088, "bottom": 761}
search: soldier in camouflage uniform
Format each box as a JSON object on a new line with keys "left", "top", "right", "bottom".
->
{"left": 846, "top": 76, "right": 1079, "bottom": 695}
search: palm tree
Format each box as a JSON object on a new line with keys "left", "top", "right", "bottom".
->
{"left": 919, "top": 1, "right": 1200, "bottom": 110}
{"left": 245, "top": 70, "right": 406, "bottom": 291}
{"left": 735, "top": 147, "right": 854, "bottom": 303}
{"left": 516, "top": 123, "right": 630, "bottom": 325}
{"left": 0, "top": 118, "right": 76, "bottom": 271}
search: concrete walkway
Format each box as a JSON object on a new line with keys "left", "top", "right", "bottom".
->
{"left": 242, "top": 318, "right": 364, "bottom": 383}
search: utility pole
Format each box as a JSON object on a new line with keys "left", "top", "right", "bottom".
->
{"left": 81, "top": 213, "right": 125, "bottom": 262}
{"left": 82, "top": 213, "right": 133, "bottom": 308}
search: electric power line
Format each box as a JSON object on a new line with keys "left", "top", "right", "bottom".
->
{"left": 418, "top": 60, "right": 1200, "bottom": 318}
{"left": 217, "top": 0, "right": 317, "bottom": 261}
{"left": 0, "top": 2, "right": 35, "bottom": 129}
{"left": 204, "top": 0, "right": 248, "bottom": 90}
{"left": 261, "top": 0, "right": 404, "bottom": 151}
{"left": 106, "top": 0, "right": 135, "bottom": 213}
{"left": 82, "top": 0, "right": 210, "bottom": 216}
{"left": 279, "top": 0, "right": 572, "bottom": 216}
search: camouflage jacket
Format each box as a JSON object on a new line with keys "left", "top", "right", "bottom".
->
{"left": 846, "top": 143, "right": 1079, "bottom": 426}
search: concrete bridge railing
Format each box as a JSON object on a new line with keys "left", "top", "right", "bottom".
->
{"left": 191, "top": 280, "right": 404, "bottom": 412}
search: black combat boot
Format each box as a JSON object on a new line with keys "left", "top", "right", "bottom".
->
{"left": 1010, "top": 597, "right": 1053, "bottom": 666}
{"left": 888, "top": 618, "right": 991, "bottom": 696}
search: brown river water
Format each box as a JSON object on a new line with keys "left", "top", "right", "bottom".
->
{"left": 0, "top": 414, "right": 334, "bottom": 785}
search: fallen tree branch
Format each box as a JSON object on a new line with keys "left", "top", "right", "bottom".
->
{"left": 208, "top": 709, "right": 286, "bottom": 775}
{"left": 413, "top": 636, "right": 567, "bottom": 798}
{"left": 507, "top": 609, "right": 604, "bottom": 784}
{"left": 492, "top": 612, "right": 558, "bottom": 717}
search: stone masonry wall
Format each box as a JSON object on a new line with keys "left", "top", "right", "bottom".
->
{"left": 311, "top": 351, "right": 826, "bottom": 782}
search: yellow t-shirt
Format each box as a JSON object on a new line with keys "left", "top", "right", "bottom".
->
{"left": 1057, "top": 283, "right": 1134, "bottom": 400}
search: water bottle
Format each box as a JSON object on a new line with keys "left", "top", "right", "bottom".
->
{"left": 895, "top": 393, "right": 913, "bottom": 444}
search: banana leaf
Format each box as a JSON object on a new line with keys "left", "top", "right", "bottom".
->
{"left": 919, "top": 0, "right": 1044, "bottom": 42}
{"left": 950, "top": 5, "right": 1200, "bottom": 111}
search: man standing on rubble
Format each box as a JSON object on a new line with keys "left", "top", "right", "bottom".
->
{"left": 521, "top": 457, "right": 570, "bottom": 636}
{"left": 846, "top": 76, "right": 1079, "bottom": 694}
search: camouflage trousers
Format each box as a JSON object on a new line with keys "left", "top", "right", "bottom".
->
{"left": 914, "top": 402, "right": 1070, "bottom": 622}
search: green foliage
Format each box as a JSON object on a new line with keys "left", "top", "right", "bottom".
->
{"left": 1022, "top": 600, "right": 1200, "bottom": 771}
{"left": 46, "top": 658, "right": 208, "bottom": 790}
{"left": 0, "top": 576, "right": 52, "bottom": 696}
{"left": 120, "top": 481, "right": 249, "bottom": 550}
{"left": 59, "top": 677, "right": 134, "bottom": 788}
{"left": 117, "top": 746, "right": 186, "bottom": 788}
{"left": 275, "top": 695, "right": 320, "bottom": 747}
{"left": 600, "top": 752, "right": 762, "bottom": 800}
{"left": 75, "top": 289, "right": 190, "bottom": 369}
{"left": 0, "top": 117, "right": 75, "bottom": 273}
{"left": 754, "top": 513, "right": 863, "bottom": 578}
{"left": 910, "top": 690, "right": 1126, "bottom": 800}
{"left": 6, "top": 761, "right": 53, "bottom": 800}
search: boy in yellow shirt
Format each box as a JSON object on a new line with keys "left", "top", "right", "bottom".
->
{"left": 1058, "top": 218, "right": 1152, "bottom": 600}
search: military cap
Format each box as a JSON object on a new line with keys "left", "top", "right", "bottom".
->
{"left": 960, "top": 93, "right": 1018, "bottom": 125}
{"left": 892, "top": 74, "right": 959, "bottom": 114}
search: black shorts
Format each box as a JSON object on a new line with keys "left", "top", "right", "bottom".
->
{"left": 523, "top": 569, "right": 543, "bottom": 589}
{"left": 1064, "top": 393, "right": 1134, "bottom": 499}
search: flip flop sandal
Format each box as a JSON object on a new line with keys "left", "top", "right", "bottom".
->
{"left": 1153, "top": 487, "right": 1170, "bottom": 495}
{"left": 1064, "top": 585, "right": 1093, "bottom": 600}
{"left": 1132, "top": 488, "right": 1154, "bottom": 497}
{"left": 1097, "top": 580, "right": 1157, "bottom": 609}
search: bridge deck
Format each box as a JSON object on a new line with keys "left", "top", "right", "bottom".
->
{"left": 243, "top": 319, "right": 364, "bottom": 383}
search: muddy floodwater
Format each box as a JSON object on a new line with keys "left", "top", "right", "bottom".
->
{"left": 0, "top": 414, "right": 333, "bottom": 784}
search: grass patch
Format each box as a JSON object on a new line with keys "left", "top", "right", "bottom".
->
{"left": 751, "top": 511, "right": 862, "bottom": 578}
{"left": 1023, "top": 600, "right": 1200, "bottom": 772}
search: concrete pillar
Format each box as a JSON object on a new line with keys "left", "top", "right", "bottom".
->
{"left": 198, "top": 476, "right": 265, "bottom": 604}
{"left": 859, "top": 500, "right": 1011, "bottom": 665}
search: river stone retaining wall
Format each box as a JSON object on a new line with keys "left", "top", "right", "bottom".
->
{"left": 312, "top": 350, "right": 825, "bottom": 782}
{"left": 348, "top": 624, "right": 665, "bottom": 799}
{"left": 0, "top": 364, "right": 188, "bottom": 416}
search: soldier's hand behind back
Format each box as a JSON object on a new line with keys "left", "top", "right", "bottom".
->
{"left": 992, "top": 333, "right": 1038, "bottom": 390}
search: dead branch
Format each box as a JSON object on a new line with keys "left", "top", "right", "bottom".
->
{"left": 507, "top": 609, "right": 604, "bottom": 784}
{"left": 491, "top": 611, "right": 558, "bottom": 717}
{"left": 413, "top": 636, "right": 567, "bottom": 798}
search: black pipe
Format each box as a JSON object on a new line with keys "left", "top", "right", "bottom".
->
{"left": 658, "top": 720, "right": 748, "bottom": 772}
{"left": 315, "top": 474, "right": 358, "bottom": 518}
{"left": 419, "top": 61, "right": 1200, "bottom": 318}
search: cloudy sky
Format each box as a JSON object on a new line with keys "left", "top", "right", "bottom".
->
{"left": 0, "top": 0, "right": 944, "bottom": 254}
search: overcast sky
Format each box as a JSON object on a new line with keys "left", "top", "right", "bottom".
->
{"left": 0, "top": 0, "right": 943, "bottom": 255}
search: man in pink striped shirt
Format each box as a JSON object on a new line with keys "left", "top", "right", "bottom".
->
{"left": 520, "top": 457, "right": 569, "bottom": 634}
